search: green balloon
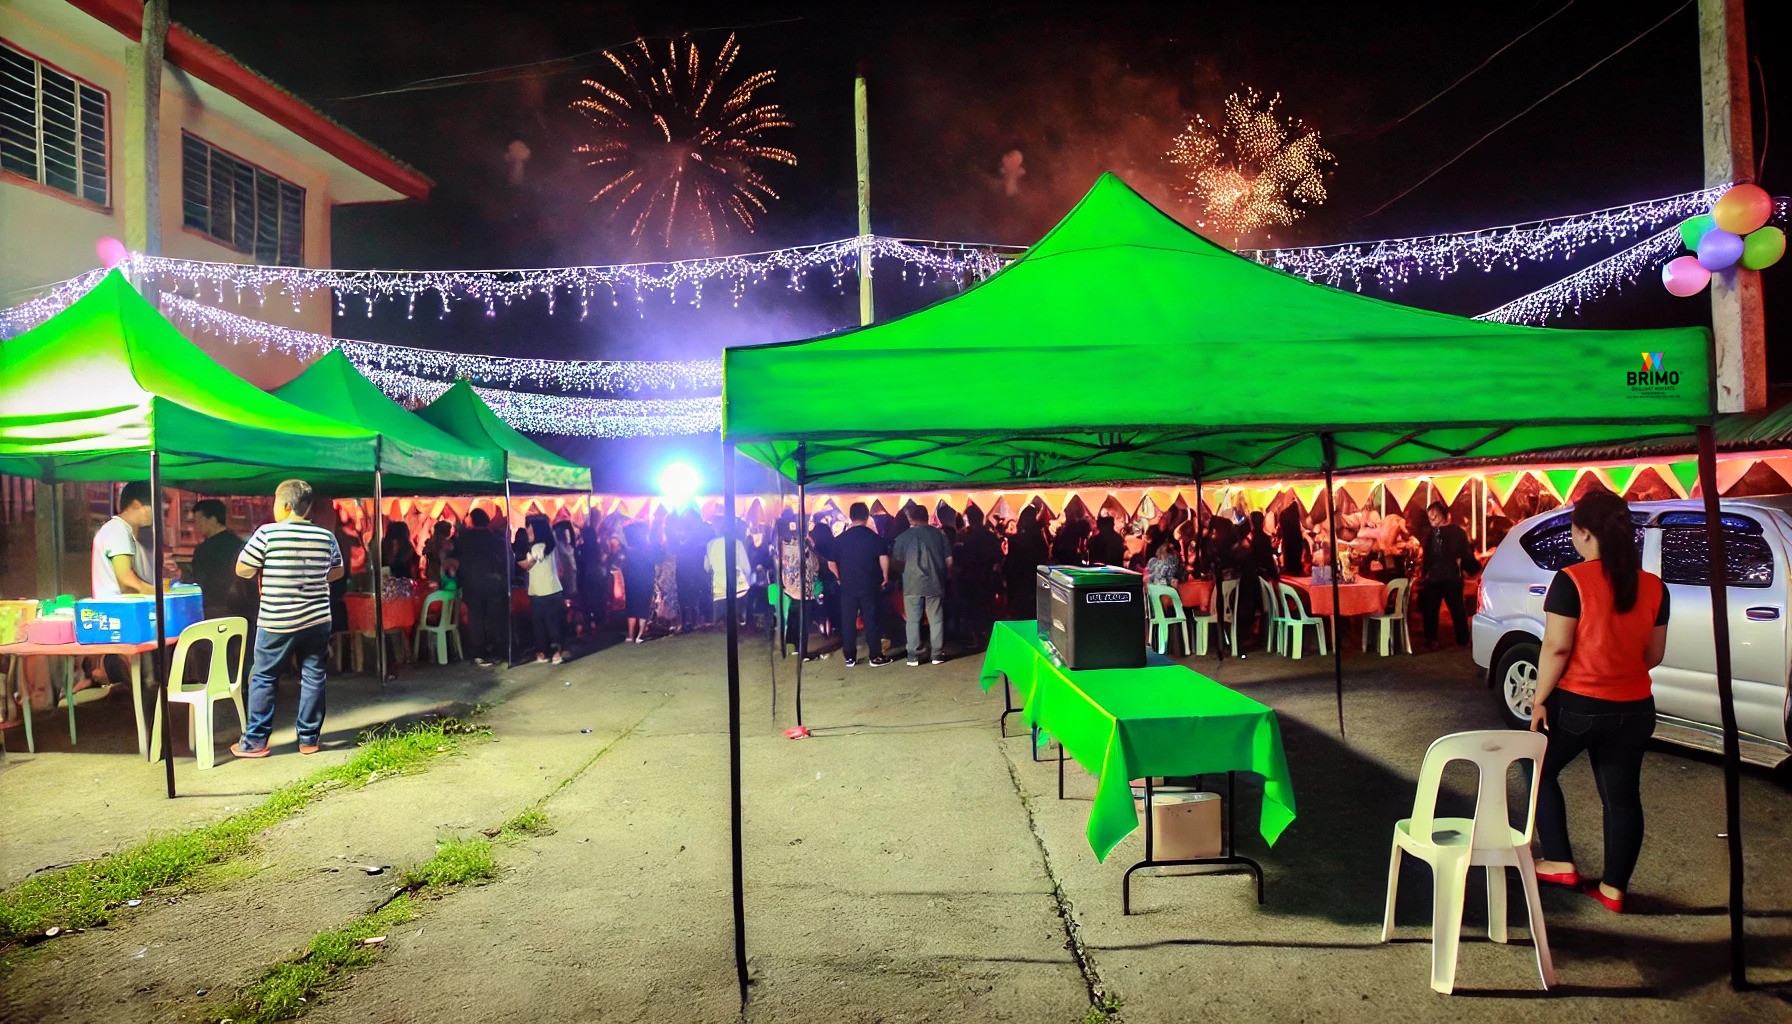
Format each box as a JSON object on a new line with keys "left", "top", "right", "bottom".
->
{"left": 1679, "top": 213, "right": 1717, "bottom": 250}
{"left": 1740, "top": 226, "right": 1785, "bottom": 270}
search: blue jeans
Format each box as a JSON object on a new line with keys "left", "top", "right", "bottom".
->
{"left": 243, "top": 622, "right": 332, "bottom": 749}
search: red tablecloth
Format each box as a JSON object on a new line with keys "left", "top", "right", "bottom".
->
{"left": 344, "top": 593, "right": 421, "bottom": 633}
{"left": 1283, "top": 578, "right": 1388, "bottom": 618}
{"left": 1176, "top": 579, "right": 1214, "bottom": 611}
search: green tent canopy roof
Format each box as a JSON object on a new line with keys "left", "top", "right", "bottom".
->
{"left": 0, "top": 270, "right": 379, "bottom": 488}
{"left": 415, "top": 381, "right": 591, "bottom": 493}
{"left": 723, "top": 174, "right": 1715, "bottom": 488}
{"left": 273, "top": 350, "right": 506, "bottom": 493}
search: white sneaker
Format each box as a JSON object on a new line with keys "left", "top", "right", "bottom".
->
{"left": 551, "top": 652, "right": 565, "bottom": 665}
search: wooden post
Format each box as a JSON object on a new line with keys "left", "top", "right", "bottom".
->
{"left": 122, "top": 1, "right": 169, "bottom": 257}
{"left": 1699, "top": 0, "right": 1765, "bottom": 412}
{"left": 855, "top": 66, "right": 873, "bottom": 327}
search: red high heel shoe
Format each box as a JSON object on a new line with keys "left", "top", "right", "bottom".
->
{"left": 1534, "top": 868, "right": 1582, "bottom": 888}
{"left": 1585, "top": 884, "right": 1624, "bottom": 914}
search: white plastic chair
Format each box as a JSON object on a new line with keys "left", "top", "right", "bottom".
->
{"left": 1146, "top": 584, "right": 1191, "bottom": 656}
{"left": 1186, "top": 579, "right": 1239, "bottom": 656}
{"left": 151, "top": 617, "right": 248, "bottom": 771}
{"left": 1277, "top": 581, "right": 1329, "bottom": 659}
{"left": 1365, "top": 577, "right": 1414, "bottom": 655}
{"left": 1258, "top": 577, "right": 1289, "bottom": 655}
{"left": 1381, "top": 729, "right": 1554, "bottom": 995}
{"left": 412, "top": 589, "right": 464, "bottom": 665}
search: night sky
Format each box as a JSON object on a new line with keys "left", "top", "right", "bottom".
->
{"left": 169, "top": 0, "right": 1785, "bottom": 488}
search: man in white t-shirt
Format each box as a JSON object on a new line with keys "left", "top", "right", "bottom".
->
{"left": 91, "top": 481, "right": 156, "bottom": 599}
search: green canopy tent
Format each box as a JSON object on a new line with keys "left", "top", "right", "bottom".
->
{"left": 414, "top": 381, "right": 591, "bottom": 665}
{"left": 273, "top": 350, "right": 509, "bottom": 679}
{"left": 716, "top": 175, "right": 1751, "bottom": 995}
{"left": 0, "top": 270, "right": 381, "bottom": 798}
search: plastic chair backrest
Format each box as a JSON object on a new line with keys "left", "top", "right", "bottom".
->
{"left": 1278, "top": 581, "right": 1312, "bottom": 622}
{"left": 421, "top": 588, "right": 454, "bottom": 628}
{"left": 1407, "top": 730, "right": 1546, "bottom": 850}
{"left": 1146, "top": 584, "right": 1182, "bottom": 625}
{"left": 167, "top": 616, "right": 249, "bottom": 699}
{"left": 1384, "top": 576, "right": 1411, "bottom": 616}
{"left": 1259, "top": 578, "right": 1283, "bottom": 619}
{"left": 1219, "top": 578, "right": 1239, "bottom": 618}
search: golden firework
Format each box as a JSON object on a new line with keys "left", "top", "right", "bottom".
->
{"left": 1166, "top": 88, "right": 1333, "bottom": 240}
{"left": 573, "top": 33, "right": 796, "bottom": 248}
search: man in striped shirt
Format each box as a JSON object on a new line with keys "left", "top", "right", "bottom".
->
{"left": 231, "top": 479, "right": 344, "bottom": 758}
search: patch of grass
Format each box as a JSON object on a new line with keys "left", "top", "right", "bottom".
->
{"left": 217, "top": 837, "right": 496, "bottom": 1024}
{"left": 0, "top": 719, "right": 487, "bottom": 946}
{"left": 1080, "top": 993, "right": 1122, "bottom": 1024}
{"left": 497, "top": 808, "right": 553, "bottom": 840}
{"left": 399, "top": 838, "right": 496, "bottom": 890}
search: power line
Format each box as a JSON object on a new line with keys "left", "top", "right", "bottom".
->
{"left": 331, "top": 17, "right": 804, "bottom": 100}
{"left": 1388, "top": 0, "right": 1576, "bottom": 128}
{"left": 1357, "top": 0, "right": 1693, "bottom": 224}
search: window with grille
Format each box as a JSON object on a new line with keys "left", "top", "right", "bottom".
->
{"left": 0, "top": 41, "right": 109, "bottom": 206}
{"left": 181, "top": 133, "right": 304, "bottom": 265}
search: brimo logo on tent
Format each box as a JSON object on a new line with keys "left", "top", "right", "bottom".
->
{"left": 1627, "top": 352, "right": 1678, "bottom": 388}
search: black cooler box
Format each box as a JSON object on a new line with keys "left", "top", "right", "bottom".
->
{"left": 1041, "top": 566, "right": 1146, "bottom": 670}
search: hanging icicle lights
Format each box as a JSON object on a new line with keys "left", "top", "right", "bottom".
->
{"left": 354, "top": 366, "right": 722, "bottom": 437}
{"left": 1478, "top": 195, "right": 1789, "bottom": 325}
{"left": 0, "top": 268, "right": 106, "bottom": 337}
{"left": 1245, "top": 185, "right": 1730, "bottom": 292}
{"left": 126, "top": 236, "right": 1017, "bottom": 320}
{"left": 158, "top": 292, "right": 721, "bottom": 392}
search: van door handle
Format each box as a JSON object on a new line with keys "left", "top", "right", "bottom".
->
{"left": 1745, "top": 607, "right": 1780, "bottom": 621}
{"left": 1528, "top": 585, "right": 1548, "bottom": 596}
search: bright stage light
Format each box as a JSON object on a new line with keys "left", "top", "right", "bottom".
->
{"left": 658, "top": 462, "right": 701, "bottom": 507}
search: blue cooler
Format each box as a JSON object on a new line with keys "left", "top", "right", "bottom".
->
{"left": 76, "top": 587, "right": 203, "bottom": 644}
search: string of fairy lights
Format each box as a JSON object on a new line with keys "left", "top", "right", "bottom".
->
{"left": 3, "top": 187, "right": 1779, "bottom": 435}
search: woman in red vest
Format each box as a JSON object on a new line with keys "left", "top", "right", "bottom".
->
{"left": 1528, "top": 491, "right": 1669, "bottom": 913}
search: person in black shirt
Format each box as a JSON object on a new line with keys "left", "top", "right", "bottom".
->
{"left": 453, "top": 510, "right": 512, "bottom": 666}
{"left": 955, "top": 506, "right": 1005, "bottom": 647}
{"left": 1278, "top": 505, "right": 1309, "bottom": 577}
{"left": 828, "top": 502, "right": 891, "bottom": 667}
{"left": 188, "top": 499, "right": 253, "bottom": 622}
{"left": 1086, "top": 514, "right": 1126, "bottom": 567}
{"left": 1003, "top": 507, "right": 1050, "bottom": 621}
{"left": 1418, "top": 501, "right": 1477, "bottom": 649}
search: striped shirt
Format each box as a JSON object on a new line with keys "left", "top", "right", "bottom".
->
{"left": 238, "top": 519, "right": 342, "bottom": 633}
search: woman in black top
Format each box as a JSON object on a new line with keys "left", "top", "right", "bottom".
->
{"left": 1003, "top": 507, "right": 1050, "bottom": 620}
{"left": 620, "top": 521, "right": 656, "bottom": 643}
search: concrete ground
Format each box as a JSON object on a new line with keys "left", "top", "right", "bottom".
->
{"left": 2, "top": 624, "right": 1789, "bottom": 1023}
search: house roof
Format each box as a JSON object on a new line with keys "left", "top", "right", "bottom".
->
{"left": 68, "top": 0, "right": 430, "bottom": 201}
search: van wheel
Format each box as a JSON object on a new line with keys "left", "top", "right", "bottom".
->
{"left": 1495, "top": 641, "right": 1541, "bottom": 730}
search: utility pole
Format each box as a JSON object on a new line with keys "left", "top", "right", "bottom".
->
{"left": 855, "top": 64, "right": 873, "bottom": 327}
{"left": 1698, "top": 0, "right": 1764, "bottom": 412}
{"left": 123, "top": 1, "right": 169, "bottom": 258}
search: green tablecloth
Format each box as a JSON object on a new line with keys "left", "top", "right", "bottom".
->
{"left": 979, "top": 620, "right": 1297, "bottom": 862}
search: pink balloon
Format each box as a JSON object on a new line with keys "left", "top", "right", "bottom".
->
{"left": 95, "top": 236, "right": 128, "bottom": 269}
{"left": 1662, "top": 255, "right": 1711, "bottom": 297}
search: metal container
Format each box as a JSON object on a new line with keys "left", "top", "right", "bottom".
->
{"left": 1045, "top": 565, "right": 1146, "bottom": 670}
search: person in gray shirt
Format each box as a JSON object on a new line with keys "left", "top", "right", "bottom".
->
{"left": 890, "top": 504, "right": 953, "bottom": 665}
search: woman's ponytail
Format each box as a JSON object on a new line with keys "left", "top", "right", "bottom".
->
{"left": 1572, "top": 490, "right": 1639, "bottom": 612}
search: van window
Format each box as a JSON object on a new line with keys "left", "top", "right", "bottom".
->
{"left": 1519, "top": 511, "right": 1646, "bottom": 572}
{"left": 1659, "top": 516, "right": 1775, "bottom": 589}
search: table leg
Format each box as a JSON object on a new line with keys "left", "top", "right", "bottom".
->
{"left": 63, "top": 657, "right": 77, "bottom": 745}
{"left": 130, "top": 653, "right": 150, "bottom": 761}
{"left": 1058, "top": 740, "right": 1066, "bottom": 799}
{"left": 1123, "top": 770, "right": 1265, "bottom": 914}
{"left": 999, "top": 676, "right": 1019, "bottom": 737}
{"left": 10, "top": 659, "right": 33, "bottom": 754}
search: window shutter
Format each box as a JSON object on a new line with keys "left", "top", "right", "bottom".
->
{"left": 36, "top": 64, "right": 78, "bottom": 195}
{"left": 278, "top": 181, "right": 304, "bottom": 266}
{"left": 182, "top": 133, "right": 210, "bottom": 231}
{"left": 77, "top": 83, "right": 105, "bottom": 204}
{"left": 0, "top": 44, "right": 39, "bottom": 181}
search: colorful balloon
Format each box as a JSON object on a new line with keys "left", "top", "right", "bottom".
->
{"left": 1678, "top": 213, "right": 1716, "bottom": 250}
{"left": 1712, "top": 183, "right": 1774, "bottom": 235}
{"left": 1697, "top": 227, "right": 1745, "bottom": 271}
{"left": 1662, "top": 255, "right": 1711, "bottom": 297}
{"left": 94, "top": 236, "right": 127, "bottom": 269}
{"left": 1740, "top": 226, "right": 1786, "bottom": 271}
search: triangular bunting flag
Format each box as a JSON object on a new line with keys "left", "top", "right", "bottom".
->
{"left": 1432, "top": 475, "right": 1472, "bottom": 506}
{"left": 1488, "top": 472, "right": 1523, "bottom": 504}
{"left": 1294, "top": 483, "right": 1325, "bottom": 510}
{"left": 1542, "top": 469, "right": 1580, "bottom": 500}
{"left": 1113, "top": 488, "right": 1146, "bottom": 516}
{"left": 1666, "top": 461, "right": 1700, "bottom": 497}
{"left": 1385, "top": 477, "right": 1421, "bottom": 509}
{"left": 1340, "top": 479, "right": 1375, "bottom": 507}
{"left": 1716, "top": 458, "right": 1753, "bottom": 494}
{"left": 1606, "top": 465, "right": 1640, "bottom": 495}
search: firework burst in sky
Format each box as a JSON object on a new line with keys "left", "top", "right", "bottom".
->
{"left": 1165, "top": 88, "right": 1334, "bottom": 241}
{"left": 573, "top": 34, "right": 795, "bottom": 248}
